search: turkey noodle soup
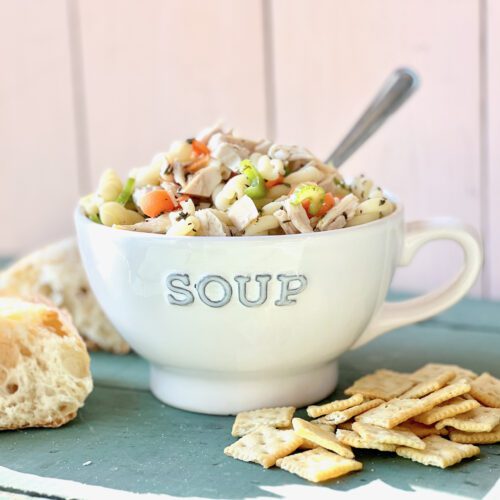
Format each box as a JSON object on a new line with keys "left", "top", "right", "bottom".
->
{"left": 79, "top": 125, "right": 395, "bottom": 237}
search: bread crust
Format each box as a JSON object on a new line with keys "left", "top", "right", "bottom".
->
{"left": 0, "top": 238, "right": 129, "bottom": 354}
{"left": 0, "top": 296, "right": 93, "bottom": 430}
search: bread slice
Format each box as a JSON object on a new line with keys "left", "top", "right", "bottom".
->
{"left": 0, "top": 238, "right": 129, "bottom": 354}
{"left": 0, "top": 296, "right": 93, "bottom": 429}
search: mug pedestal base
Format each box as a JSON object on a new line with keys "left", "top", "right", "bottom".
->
{"left": 150, "top": 361, "right": 339, "bottom": 415}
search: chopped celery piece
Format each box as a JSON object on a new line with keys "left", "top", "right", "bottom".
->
{"left": 89, "top": 213, "right": 101, "bottom": 224}
{"left": 290, "top": 183, "right": 326, "bottom": 215}
{"left": 116, "top": 177, "right": 135, "bottom": 205}
{"left": 240, "top": 160, "right": 267, "bottom": 199}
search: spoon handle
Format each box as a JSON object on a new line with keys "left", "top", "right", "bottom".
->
{"left": 326, "top": 67, "right": 420, "bottom": 168}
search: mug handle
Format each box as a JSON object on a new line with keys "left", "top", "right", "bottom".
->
{"left": 352, "top": 218, "right": 483, "bottom": 349}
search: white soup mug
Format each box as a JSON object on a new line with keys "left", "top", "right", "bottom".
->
{"left": 75, "top": 202, "right": 482, "bottom": 414}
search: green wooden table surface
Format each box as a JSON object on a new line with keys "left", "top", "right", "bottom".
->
{"left": 0, "top": 293, "right": 499, "bottom": 499}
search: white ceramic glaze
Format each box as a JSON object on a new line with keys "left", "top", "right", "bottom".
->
{"left": 75, "top": 204, "right": 483, "bottom": 415}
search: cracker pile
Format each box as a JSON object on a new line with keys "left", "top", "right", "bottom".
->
{"left": 224, "top": 363, "right": 500, "bottom": 483}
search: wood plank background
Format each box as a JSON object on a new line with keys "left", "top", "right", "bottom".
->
{"left": 486, "top": 0, "right": 499, "bottom": 299}
{"left": 0, "top": 0, "right": 497, "bottom": 299}
{"left": 0, "top": 0, "right": 80, "bottom": 254}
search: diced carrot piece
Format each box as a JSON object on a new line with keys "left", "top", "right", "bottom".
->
{"left": 139, "top": 190, "right": 175, "bottom": 217}
{"left": 301, "top": 199, "right": 313, "bottom": 218}
{"left": 317, "top": 192, "right": 335, "bottom": 217}
{"left": 301, "top": 192, "right": 334, "bottom": 218}
{"left": 265, "top": 175, "right": 285, "bottom": 189}
{"left": 185, "top": 155, "right": 210, "bottom": 173}
{"left": 192, "top": 139, "right": 210, "bottom": 156}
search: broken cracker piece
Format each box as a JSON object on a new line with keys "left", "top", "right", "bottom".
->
{"left": 449, "top": 423, "right": 500, "bottom": 444}
{"left": 352, "top": 422, "right": 425, "bottom": 450}
{"left": 224, "top": 425, "right": 303, "bottom": 468}
{"left": 345, "top": 370, "right": 415, "bottom": 401}
{"left": 435, "top": 406, "right": 500, "bottom": 432}
{"left": 292, "top": 418, "right": 354, "bottom": 458}
{"left": 412, "top": 363, "right": 477, "bottom": 383}
{"left": 231, "top": 406, "right": 295, "bottom": 437}
{"left": 400, "top": 370, "right": 455, "bottom": 399}
{"left": 335, "top": 429, "right": 397, "bottom": 452}
{"left": 276, "top": 447, "right": 362, "bottom": 483}
{"left": 324, "top": 399, "right": 383, "bottom": 424}
{"left": 396, "top": 435, "right": 479, "bottom": 468}
{"left": 307, "top": 394, "right": 364, "bottom": 418}
{"left": 355, "top": 398, "right": 433, "bottom": 429}
{"left": 414, "top": 397, "right": 480, "bottom": 426}
{"left": 469, "top": 373, "right": 500, "bottom": 408}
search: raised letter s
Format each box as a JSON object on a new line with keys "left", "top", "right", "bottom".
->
{"left": 165, "top": 273, "right": 194, "bottom": 306}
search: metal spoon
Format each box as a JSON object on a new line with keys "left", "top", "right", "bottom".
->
{"left": 325, "top": 67, "right": 420, "bottom": 167}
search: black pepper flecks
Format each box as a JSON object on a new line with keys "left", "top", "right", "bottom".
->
{"left": 176, "top": 212, "right": 189, "bottom": 221}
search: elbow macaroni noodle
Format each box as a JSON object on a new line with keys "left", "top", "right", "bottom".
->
{"left": 256, "top": 155, "right": 285, "bottom": 181}
{"left": 134, "top": 163, "right": 162, "bottom": 188}
{"left": 284, "top": 165, "right": 324, "bottom": 186}
{"left": 244, "top": 215, "right": 281, "bottom": 236}
{"left": 97, "top": 169, "right": 123, "bottom": 202}
{"left": 167, "top": 215, "right": 200, "bottom": 236}
{"left": 99, "top": 202, "right": 144, "bottom": 227}
{"left": 214, "top": 174, "right": 248, "bottom": 210}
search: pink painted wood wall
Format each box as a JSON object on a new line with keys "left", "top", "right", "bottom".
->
{"left": 0, "top": 0, "right": 498, "bottom": 299}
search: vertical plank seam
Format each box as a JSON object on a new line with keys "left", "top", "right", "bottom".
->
{"left": 479, "top": 0, "right": 490, "bottom": 298}
{"left": 66, "top": 0, "right": 91, "bottom": 195}
{"left": 262, "top": 0, "right": 276, "bottom": 139}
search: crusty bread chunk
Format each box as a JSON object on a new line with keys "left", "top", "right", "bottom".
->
{"left": 0, "top": 238, "right": 129, "bottom": 354}
{"left": 0, "top": 297, "right": 93, "bottom": 429}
